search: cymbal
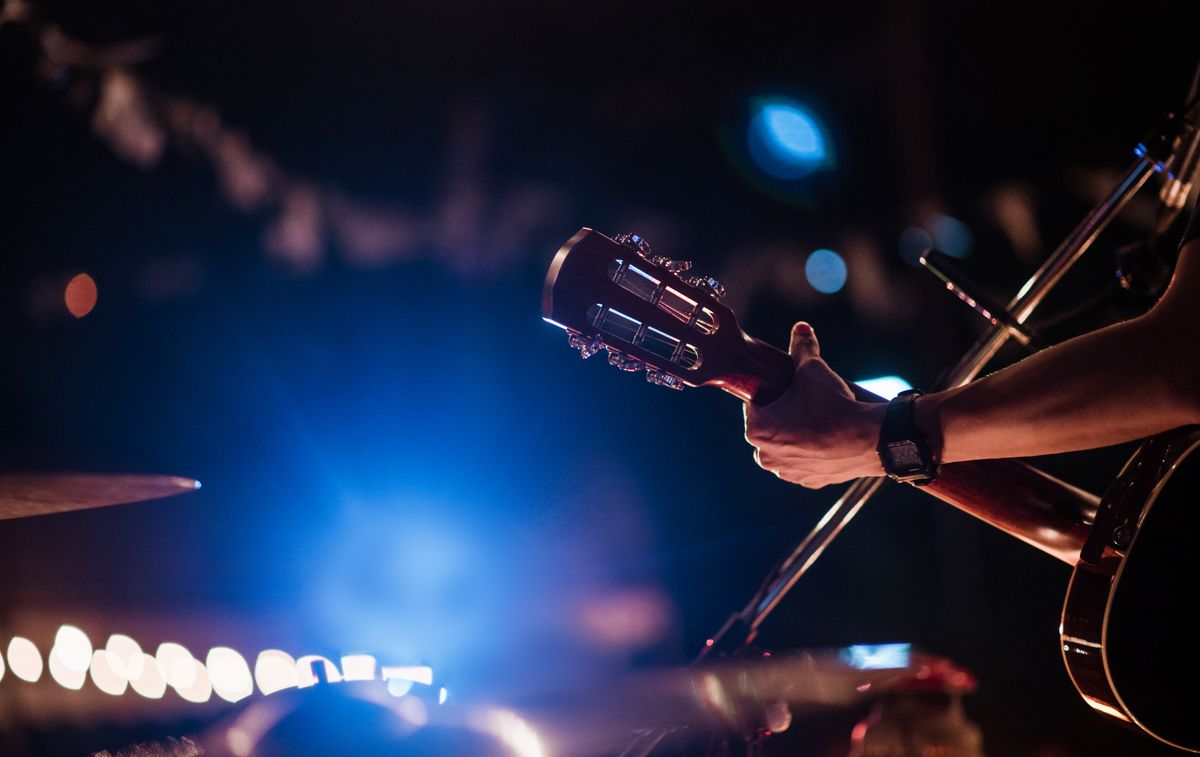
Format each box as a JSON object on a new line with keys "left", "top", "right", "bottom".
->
{"left": 0, "top": 473, "right": 201, "bottom": 520}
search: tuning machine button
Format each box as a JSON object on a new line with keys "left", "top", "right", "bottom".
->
{"left": 606, "top": 348, "right": 645, "bottom": 372}
{"left": 685, "top": 274, "right": 726, "bottom": 301}
{"left": 646, "top": 370, "right": 684, "bottom": 390}
{"left": 651, "top": 256, "right": 693, "bottom": 274}
{"left": 614, "top": 232, "right": 653, "bottom": 258}
{"left": 568, "top": 332, "right": 603, "bottom": 359}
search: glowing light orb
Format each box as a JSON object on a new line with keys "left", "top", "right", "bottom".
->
{"left": 804, "top": 248, "right": 847, "bottom": 294}
{"left": 7, "top": 637, "right": 43, "bottom": 682}
{"left": 156, "top": 642, "right": 197, "bottom": 689}
{"left": 175, "top": 659, "right": 212, "bottom": 703}
{"left": 930, "top": 213, "right": 974, "bottom": 259}
{"left": 53, "top": 625, "right": 93, "bottom": 672}
{"left": 106, "top": 634, "right": 145, "bottom": 680}
{"left": 65, "top": 273, "right": 98, "bottom": 318}
{"left": 748, "top": 100, "right": 830, "bottom": 180}
{"left": 386, "top": 677, "right": 414, "bottom": 697}
{"left": 853, "top": 375, "right": 913, "bottom": 399}
{"left": 254, "top": 649, "right": 298, "bottom": 695}
{"left": 129, "top": 653, "right": 167, "bottom": 699}
{"left": 49, "top": 648, "right": 87, "bottom": 690}
{"left": 207, "top": 647, "right": 254, "bottom": 703}
{"left": 90, "top": 649, "right": 128, "bottom": 696}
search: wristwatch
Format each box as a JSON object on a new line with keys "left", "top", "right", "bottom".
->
{"left": 876, "top": 389, "right": 940, "bottom": 485}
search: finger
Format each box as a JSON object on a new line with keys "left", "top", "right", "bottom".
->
{"left": 789, "top": 321, "right": 821, "bottom": 363}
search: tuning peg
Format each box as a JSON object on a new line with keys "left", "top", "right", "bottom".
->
{"left": 651, "top": 256, "right": 693, "bottom": 274}
{"left": 568, "top": 332, "right": 603, "bottom": 359}
{"left": 686, "top": 274, "right": 726, "bottom": 300}
{"left": 614, "top": 232, "right": 653, "bottom": 258}
{"left": 606, "top": 349, "right": 645, "bottom": 372}
{"left": 646, "top": 370, "right": 685, "bottom": 390}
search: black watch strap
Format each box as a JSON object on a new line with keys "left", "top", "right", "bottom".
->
{"left": 876, "top": 389, "right": 940, "bottom": 485}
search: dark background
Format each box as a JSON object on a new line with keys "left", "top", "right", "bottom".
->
{"left": 0, "top": 1, "right": 1194, "bottom": 754}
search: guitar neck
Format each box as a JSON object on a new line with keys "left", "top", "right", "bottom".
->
{"left": 728, "top": 333, "right": 1095, "bottom": 564}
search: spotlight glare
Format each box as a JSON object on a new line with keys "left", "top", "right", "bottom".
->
{"left": 7, "top": 637, "right": 43, "bottom": 683}
{"left": 54, "top": 625, "right": 93, "bottom": 672}
{"left": 254, "top": 649, "right": 299, "bottom": 695}
{"left": 207, "top": 647, "right": 254, "bottom": 703}
{"left": 804, "top": 248, "right": 847, "bottom": 294}
{"left": 853, "top": 375, "right": 913, "bottom": 399}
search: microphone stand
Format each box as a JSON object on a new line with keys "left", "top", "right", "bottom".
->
{"left": 621, "top": 81, "right": 1200, "bottom": 757}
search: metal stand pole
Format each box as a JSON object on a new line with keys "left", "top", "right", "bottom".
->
{"left": 621, "top": 96, "right": 1197, "bottom": 757}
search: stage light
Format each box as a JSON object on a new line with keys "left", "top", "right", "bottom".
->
{"left": 49, "top": 647, "right": 87, "bottom": 689}
{"left": 930, "top": 213, "right": 974, "bottom": 259}
{"left": 805, "top": 248, "right": 847, "bottom": 294}
{"left": 899, "top": 226, "right": 934, "bottom": 266}
{"left": 853, "top": 375, "right": 913, "bottom": 399}
{"left": 340, "top": 653, "right": 377, "bottom": 681}
{"left": 7, "top": 637, "right": 43, "bottom": 682}
{"left": 53, "top": 625, "right": 93, "bottom": 672}
{"left": 841, "top": 643, "right": 912, "bottom": 670}
{"left": 64, "top": 273, "right": 98, "bottom": 318}
{"left": 175, "top": 659, "right": 213, "bottom": 703}
{"left": 295, "top": 654, "right": 343, "bottom": 687}
{"left": 156, "top": 642, "right": 197, "bottom": 689}
{"left": 106, "top": 634, "right": 145, "bottom": 680}
{"left": 89, "top": 649, "right": 128, "bottom": 696}
{"left": 748, "top": 99, "right": 830, "bottom": 180}
{"left": 254, "top": 649, "right": 299, "bottom": 695}
{"left": 129, "top": 653, "right": 168, "bottom": 698}
{"left": 207, "top": 647, "right": 254, "bottom": 703}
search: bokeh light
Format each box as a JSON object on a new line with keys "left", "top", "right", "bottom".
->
{"left": 804, "top": 248, "right": 848, "bottom": 294}
{"left": 89, "top": 649, "right": 129, "bottom": 696}
{"left": 129, "top": 652, "right": 168, "bottom": 699}
{"left": 340, "top": 653, "right": 377, "bottom": 681}
{"left": 254, "top": 649, "right": 299, "bottom": 695}
{"left": 930, "top": 213, "right": 974, "bottom": 259}
{"left": 747, "top": 99, "right": 831, "bottom": 180}
{"left": 156, "top": 642, "right": 197, "bottom": 689}
{"left": 295, "top": 654, "right": 343, "bottom": 687}
{"left": 899, "top": 225, "right": 934, "bottom": 266}
{"left": 175, "top": 659, "right": 213, "bottom": 703}
{"left": 64, "top": 272, "right": 98, "bottom": 318}
{"left": 207, "top": 647, "right": 255, "bottom": 703}
{"left": 106, "top": 634, "right": 145, "bottom": 680}
{"left": 49, "top": 647, "right": 87, "bottom": 689}
{"left": 53, "top": 624, "right": 93, "bottom": 672}
{"left": 7, "top": 637, "right": 43, "bottom": 682}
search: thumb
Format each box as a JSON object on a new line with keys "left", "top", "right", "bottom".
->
{"left": 789, "top": 321, "right": 821, "bottom": 362}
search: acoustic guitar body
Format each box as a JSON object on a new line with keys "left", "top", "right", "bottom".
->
{"left": 1061, "top": 426, "right": 1200, "bottom": 753}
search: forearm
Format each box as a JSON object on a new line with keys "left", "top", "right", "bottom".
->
{"left": 914, "top": 308, "right": 1200, "bottom": 464}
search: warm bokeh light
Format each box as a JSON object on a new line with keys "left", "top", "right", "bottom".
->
{"left": 49, "top": 647, "right": 87, "bottom": 689}
{"left": 295, "top": 654, "right": 343, "bottom": 688}
{"left": 106, "top": 634, "right": 145, "bottom": 680}
{"left": 89, "top": 649, "right": 129, "bottom": 696}
{"left": 53, "top": 624, "right": 93, "bottom": 672}
{"left": 156, "top": 641, "right": 196, "bottom": 689}
{"left": 7, "top": 637, "right": 43, "bottom": 683}
{"left": 175, "top": 659, "right": 213, "bottom": 703}
{"left": 64, "top": 272, "right": 98, "bottom": 318}
{"left": 254, "top": 649, "right": 298, "bottom": 695}
{"left": 129, "top": 652, "right": 168, "bottom": 699}
{"left": 207, "top": 647, "right": 254, "bottom": 703}
{"left": 339, "top": 653, "right": 377, "bottom": 682}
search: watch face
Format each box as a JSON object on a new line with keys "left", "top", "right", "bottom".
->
{"left": 883, "top": 441, "right": 924, "bottom": 471}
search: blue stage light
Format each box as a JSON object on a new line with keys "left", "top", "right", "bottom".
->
{"left": 747, "top": 100, "right": 830, "bottom": 180}
{"left": 930, "top": 214, "right": 974, "bottom": 259}
{"left": 853, "top": 375, "right": 913, "bottom": 399}
{"left": 804, "top": 248, "right": 847, "bottom": 294}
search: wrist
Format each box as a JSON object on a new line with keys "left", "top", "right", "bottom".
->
{"left": 912, "top": 392, "right": 947, "bottom": 464}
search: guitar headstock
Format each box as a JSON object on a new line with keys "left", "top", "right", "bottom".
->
{"left": 542, "top": 228, "right": 793, "bottom": 403}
